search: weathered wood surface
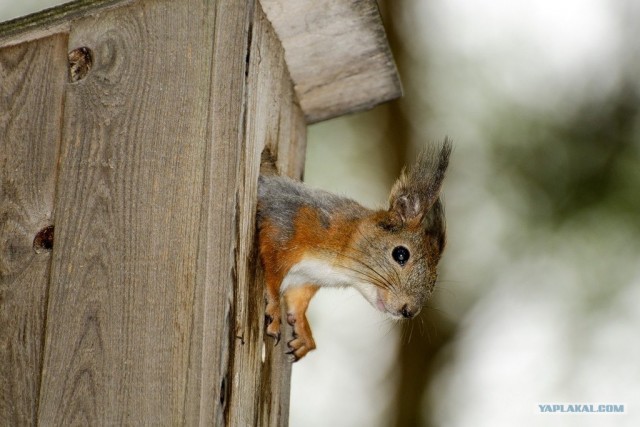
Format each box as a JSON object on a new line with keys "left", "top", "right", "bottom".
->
{"left": 260, "top": 0, "right": 402, "bottom": 123}
{"left": 36, "top": 1, "right": 225, "bottom": 423}
{"left": 1, "top": 0, "right": 402, "bottom": 126}
{"left": 225, "top": 4, "right": 304, "bottom": 426}
{"left": 0, "top": 0, "right": 305, "bottom": 425}
{"left": 0, "top": 0, "right": 133, "bottom": 48}
{"left": 183, "top": 1, "right": 258, "bottom": 424}
{"left": 0, "top": 33, "right": 67, "bottom": 426}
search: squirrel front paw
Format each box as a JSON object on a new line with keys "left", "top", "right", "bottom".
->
{"left": 265, "top": 301, "right": 282, "bottom": 344}
{"left": 285, "top": 312, "right": 316, "bottom": 362}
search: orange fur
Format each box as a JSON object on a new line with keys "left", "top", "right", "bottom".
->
{"left": 259, "top": 205, "right": 364, "bottom": 351}
{"left": 260, "top": 206, "right": 364, "bottom": 285}
{"left": 258, "top": 141, "right": 451, "bottom": 361}
{"left": 284, "top": 285, "right": 319, "bottom": 360}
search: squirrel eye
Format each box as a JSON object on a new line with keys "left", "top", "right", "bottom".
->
{"left": 392, "top": 246, "right": 410, "bottom": 266}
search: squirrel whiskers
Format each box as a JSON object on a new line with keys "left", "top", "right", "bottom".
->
{"left": 257, "top": 140, "right": 452, "bottom": 361}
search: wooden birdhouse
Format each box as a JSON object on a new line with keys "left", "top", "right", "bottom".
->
{"left": 0, "top": 0, "right": 400, "bottom": 424}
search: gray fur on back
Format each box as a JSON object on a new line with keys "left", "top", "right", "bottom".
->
{"left": 257, "top": 175, "right": 370, "bottom": 242}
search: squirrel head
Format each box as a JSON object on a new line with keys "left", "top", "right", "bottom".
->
{"left": 348, "top": 140, "right": 452, "bottom": 319}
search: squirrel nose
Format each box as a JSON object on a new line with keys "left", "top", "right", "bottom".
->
{"left": 401, "top": 304, "right": 414, "bottom": 319}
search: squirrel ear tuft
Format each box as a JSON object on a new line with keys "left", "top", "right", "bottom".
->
{"left": 389, "top": 184, "right": 422, "bottom": 225}
{"left": 388, "top": 139, "right": 452, "bottom": 226}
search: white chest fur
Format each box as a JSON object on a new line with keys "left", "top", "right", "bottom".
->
{"left": 280, "top": 258, "right": 358, "bottom": 292}
{"left": 280, "top": 257, "right": 380, "bottom": 310}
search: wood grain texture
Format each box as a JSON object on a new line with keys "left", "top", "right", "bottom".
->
{"left": 0, "top": 0, "right": 134, "bottom": 48}
{"left": 183, "top": 0, "right": 257, "bottom": 425}
{"left": 1, "top": 0, "right": 306, "bottom": 425}
{"left": 0, "top": 33, "right": 67, "bottom": 426}
{"left": 224, "top": 3, "right": 305, "bottom": 426}
{"left": 260, "top": 0, "right": 402, "bottom": 123}
{"left": 36, "top": 1, "right": 230, "bottom": 423}
{"left": 2, "top": 0, "right": 401, "bottom": 125}
{"left": 258, "top": 73, "right": 306, "bottom": 427}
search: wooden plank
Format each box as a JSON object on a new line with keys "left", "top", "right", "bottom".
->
{"left": 1, "top": 0, "right": 402, "bottom": 125}
{"left": 260, "top": 0, "right": 402, "bottom": 123}
{"left": 35, "top": 1, "right": 236, "bottom": 423}
{"left": 258, "top": 73, "right": 306, "bottom": 427}
{"left": 0, "top": 0, "right": 133, "bottom": 48}
{"left": 0, "top": 34, "right": 67, "bottom": 426}
{"left": 224, "top": 3, "right": 305, "bottom": 426}
{"left": 1, "top": 1, "right": 306, "bottom": 424}
{"left": 182, "top": 0, "right": 256, "bottom": 425}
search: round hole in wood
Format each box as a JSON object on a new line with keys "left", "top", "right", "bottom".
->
{"left": 33, "top": 225, "right": 54, "bottom": 253}
{"left": 68, "top": 47, "right": 93, "bottom": 82}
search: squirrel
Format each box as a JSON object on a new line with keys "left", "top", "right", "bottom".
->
{"left": 256, "top": 139, "right": 452, "bottom": 361}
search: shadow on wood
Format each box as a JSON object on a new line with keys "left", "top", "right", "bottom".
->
{"left": 0, "top": 0, "right": 400, "bottom": 425}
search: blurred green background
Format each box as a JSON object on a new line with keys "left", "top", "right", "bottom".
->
{"left": 3, "top": 1, "right": 639, "bottom": 426}
{"left": 295, "top": 1, "right": 640, "bottom": 427}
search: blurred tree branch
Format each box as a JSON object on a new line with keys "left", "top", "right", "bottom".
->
{"left": 378, "top": 1, "right": 460, "bottom": 426}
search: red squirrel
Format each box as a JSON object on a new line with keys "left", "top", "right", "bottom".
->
{"left": 257, "top": 140, "right": 452, "bottom": 361}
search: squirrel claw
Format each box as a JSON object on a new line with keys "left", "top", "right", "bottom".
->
{"left": 285, "top": 336, "right": 315, "bottom": 361}
{"left": 264, "top": 309, "right": 282, "bottom": 344}
{"left": 285, "top": 349, "right": 300, "bottom": 362}
{"left": 265, "top": 329, "right": 281, "bottom": 345}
